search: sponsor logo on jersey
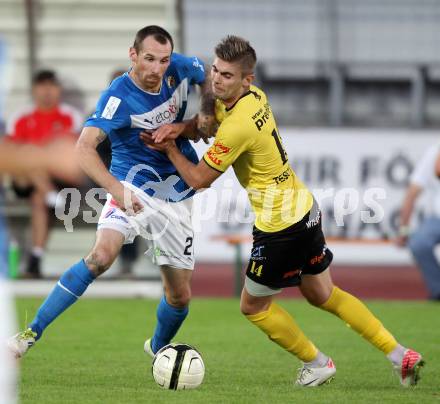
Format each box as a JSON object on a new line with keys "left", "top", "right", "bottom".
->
{"left": 212, "top": 141, "right": 231, "bottom": 154}
{"left": 130, "top": 79, "right": 188, "bottom": 129}
{"left": 273, "top": 168, "right": 292, "bottom": 185}
{"left": 101, "top": 96, "right": 121, "bottom": 120}
{"left": 252, "top": 102, "right": 271, "bottom": 131}
{"left": 206, "top": 150, "right": 222, "bottom": 165}
{"left": 206, "top": 141, "right": 231, "bottom": 166}
{"left": 167, "top": 75, "right": 176, "bottom": 88}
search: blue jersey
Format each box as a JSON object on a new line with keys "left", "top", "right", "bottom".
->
{"left": 85, "top": 53, "right": 205, "bottom": 202}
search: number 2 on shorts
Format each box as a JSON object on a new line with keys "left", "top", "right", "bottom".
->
{"left": 184, "top": 237, "right": 193, "bottom": 256}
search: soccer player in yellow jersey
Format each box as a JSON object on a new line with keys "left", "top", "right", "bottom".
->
{"left": 141, "top": 36, "right": 424, "bottom": 387}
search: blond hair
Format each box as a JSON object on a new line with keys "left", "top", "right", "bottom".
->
{"left": 215, "top": 35, "right": 257, "bottom": 75}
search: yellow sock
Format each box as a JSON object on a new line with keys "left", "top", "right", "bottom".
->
{"left": 320, "top": 287, "right": 397, "bottom": 354}
{"left": 245, "top": 302, "right": 318, "bottom": 362}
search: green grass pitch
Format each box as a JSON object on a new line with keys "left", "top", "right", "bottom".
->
{"left": 15, "top": 298, "right": 439, "bottom": 404}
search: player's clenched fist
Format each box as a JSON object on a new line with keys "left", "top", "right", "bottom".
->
{"left": 109, "top": 183, "right": 143, "bottom": 215}
{"left": 151, "top": 122, "right": 186, "bottom": 143}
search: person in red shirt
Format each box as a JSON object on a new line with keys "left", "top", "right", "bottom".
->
{"left": 6, "top": 70, "right": 83, "bottom": 278}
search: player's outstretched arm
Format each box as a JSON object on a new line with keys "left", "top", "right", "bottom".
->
{"left": 151, "top": 117, "right": 197, "bottom": 143}
{"left": 76, "top": 126, "right": 143, "bottom": 214}
{"left": 151, "top": 115, "right": 216, "bottom": 144}
{"left": 0, "top": 138, "right": 81, "bottom": 183}
{"left": 140, "top": 133, "right": 221, "bottom": 189}
{"left": 395, "top": 183, "right": 422, "bottom": 246}
{"left": 151, "top": 63, "right": 216, "bottom": 144}
{"left": 76, "top": 127, "right": 117, "bottom": 189}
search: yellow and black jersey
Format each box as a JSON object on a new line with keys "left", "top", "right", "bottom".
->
{"left": 203, "top": 85, "right": 313, "bottom": 232}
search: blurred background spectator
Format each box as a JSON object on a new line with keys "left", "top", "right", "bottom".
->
{"left": 5, "top": 69, "right": 84, "bottom": 278}
{"left": 0, "top": 35, "right": 80, "bottom": 404}
{"left": 0, "top": 35, "right": 16, "bottom": 404}
{"left": 396, "top": 144, "right": 440, "bottom": 301}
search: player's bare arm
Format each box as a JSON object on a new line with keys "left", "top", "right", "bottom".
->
{"left": 197, "top": 64, "right": 217, "bottom": 138}
{"left": 140, "top": 133, "right": 220, "bottom": 189}
{"left": 395, "top": 183, "right": 423, "bottom": 246}
{"left": 150, "top": 115, "right": 216, "bottom": 145}
{"left": 76, "top": 126, "right": 143, "bottom": 214}
{"left": 0, "top": 138, "right": 80, "bottom": 182}
{"left": 150, "top": 116, "right": 197, "bottom": 142}
{"left": 150, "top": 64, "right": 217, "bottom": 144}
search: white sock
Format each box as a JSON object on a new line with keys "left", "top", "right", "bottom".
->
{"left": 304, "top": 351, "right": 329, "bottom": 368}
{"left": 387, "top": 344, "right": 406, "bottom": 366}
{"left": 31, "top": 247, "right": 44, "bottom": 258}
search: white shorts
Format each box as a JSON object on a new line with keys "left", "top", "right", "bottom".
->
{"left": 98, "top": 182, "right": 194, "bottom": 270}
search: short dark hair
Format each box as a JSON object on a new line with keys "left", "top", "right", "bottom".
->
{"left": 215, "top": 35, "right": 257, "bottom": 75}
{"left": 133, "top": 25, "right": 174, "bottom": 53}
{"left": 32, "top": 69, "right": 59, "bottom": 85}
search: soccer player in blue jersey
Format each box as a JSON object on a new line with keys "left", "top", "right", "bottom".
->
{"left": 8, "top": 25, "right": 216, "bottom": 359}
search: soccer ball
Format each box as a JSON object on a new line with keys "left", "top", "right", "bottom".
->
{"left": 152, "top": 343, "right": 205, "bottom": 390}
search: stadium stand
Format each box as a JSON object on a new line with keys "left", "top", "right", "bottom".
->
{"left": 183, "top": 0, "right": 440, "bottom": 127}
{"left": 0, "top": 0, "right": 179, "bottom": 117}
{"left": 0, "top": 0, "right": 178, "bottom": 277}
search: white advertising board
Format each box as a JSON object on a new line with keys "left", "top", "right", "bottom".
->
{"left": 191, "top": 128, "right": 439, "bottom": 264}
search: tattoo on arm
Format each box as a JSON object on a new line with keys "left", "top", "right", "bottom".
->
{"left": 96, "top": 129, "right": 107, "bottom": 145}
{"left": 200, "top": 96, "right": 215, "bottom": 116}
{"left": 198, "top": 120, "right": 211, "bottom": 135}
{"left": 199, "top": 65, "right": 215, "bottom": 115}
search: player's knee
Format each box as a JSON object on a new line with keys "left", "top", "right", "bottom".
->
{"left": 240, "top": 300, "right": 253, "bottom": 315}
{"left": 166, "top": 288, "right": 191, "bottom": 308}
{"left": 240, "top": 298, "right": 269, "bottom": 316}
{"left": 304, "top": 294, "right": 324, "bottom": 307}
{"left": 302, "top": 289, "right": 331, "bottom": 307}
{"left": 85, "top": 248, "right": 115, "bottom": 276}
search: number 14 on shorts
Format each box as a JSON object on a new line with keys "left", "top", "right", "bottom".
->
{"left": 250, "top": 261, "right": 263, "bottom": 277}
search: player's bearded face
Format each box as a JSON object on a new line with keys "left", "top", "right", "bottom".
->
{"left": 130, "top": 36, "right": 172, "bottom": 92}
